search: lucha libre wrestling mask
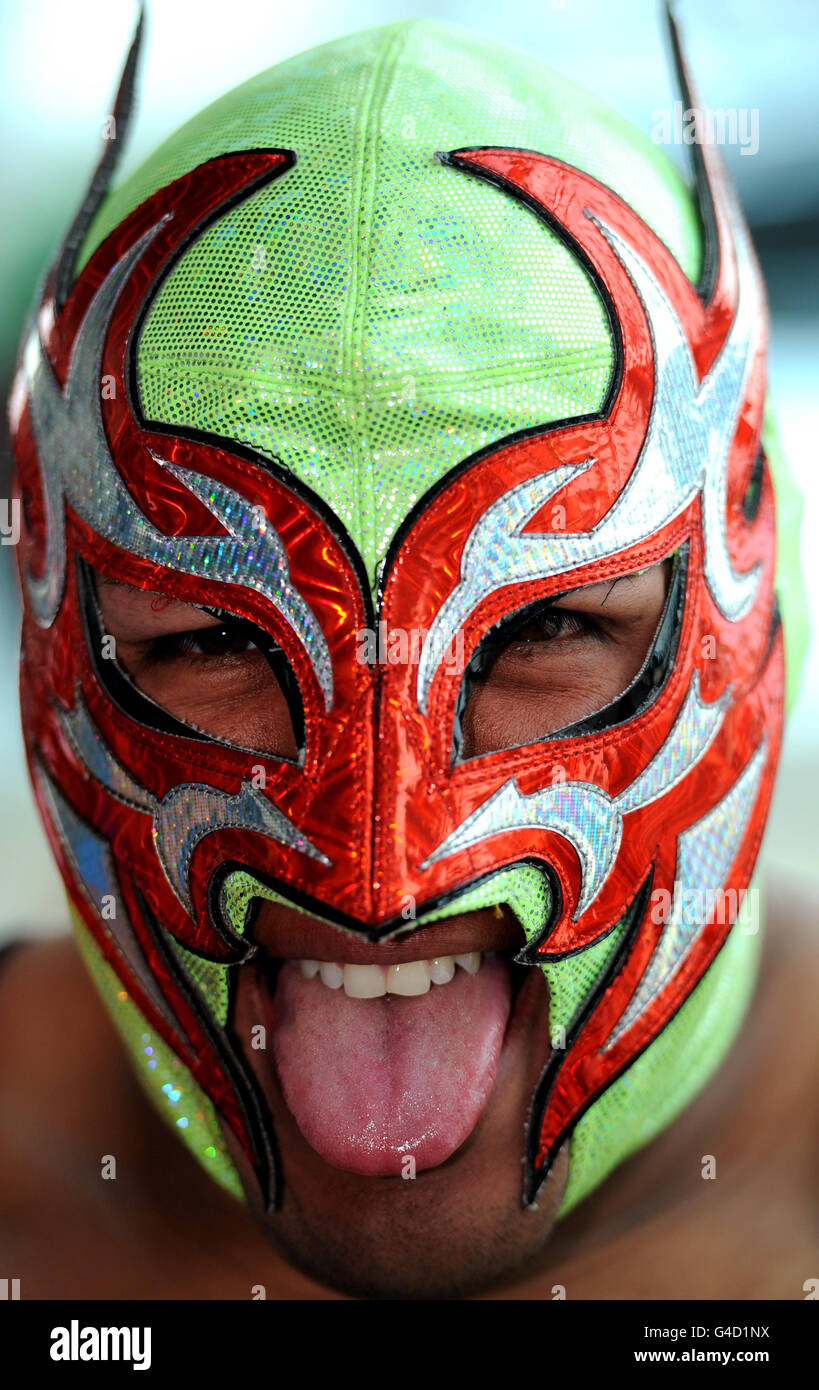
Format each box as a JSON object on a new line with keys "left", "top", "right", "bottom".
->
{"left": 11, "top": 16, "right": 797, "bottom": 1214}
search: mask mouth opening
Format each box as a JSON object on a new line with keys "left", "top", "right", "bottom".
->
{"left": 211, "top": 860, "right": 553, "bottom": 1012}
{"left": 214, "top": 856, "right": 558, "bottom": 961}
{"left": 251, "top": 943, "right": 531, "bottom": 1007}
{"left": 230, "top": 891, "right": 556, "bottom": 1189}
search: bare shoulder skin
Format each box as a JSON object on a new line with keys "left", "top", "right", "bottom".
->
{"left": 0, "top": 876, "right": 815, "bottom": 1301}
{"left": 0, "top": 935, "right": 330, "bottom": 1301}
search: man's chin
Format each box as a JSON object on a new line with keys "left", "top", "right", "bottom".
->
{"left": 226, "top": 935, "right": 568, "bottom": 1299}
{"left": 251, "top": 1142, "right": 570, "bottom": 1300}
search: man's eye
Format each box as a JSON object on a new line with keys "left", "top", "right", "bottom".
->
{"left": 507, "top": 608, "right": 599, "bottom": 646}
{"left": 149, "top": 625, "right": 257, "bottom": 661}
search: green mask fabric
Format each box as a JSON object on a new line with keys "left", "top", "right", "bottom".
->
{"left": 51, "top": 17, "right": 804, "bottom": 1218}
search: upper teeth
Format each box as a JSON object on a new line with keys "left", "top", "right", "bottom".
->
{"left": 298, "top": 953, "right": 483, "bottom": 998}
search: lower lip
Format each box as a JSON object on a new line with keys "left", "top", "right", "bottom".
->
{"left": 254, "top": 954, "right": 528, "bottom": 1178}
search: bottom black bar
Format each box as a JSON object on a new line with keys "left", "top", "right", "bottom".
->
{"left": 0, "top": 1298, "right": 814, "bottom": 1375}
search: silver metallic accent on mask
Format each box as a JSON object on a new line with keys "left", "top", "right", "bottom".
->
{"left": 156, "top": 460, "right": 334, "bottom": 710}
{"left": 23, "top": 225, "right": 334, "bottom": 710}
{"left": 604, "top": 738, "right": 767, "bottom": 1050}
{"left": 422, "top": 673, "right": 724, "bottom": 919}
{"left": 417, "top": 195, "right": 763, "bottom": 713}
{"left": 57, "top": 695, "right": 330, "bottom": 917}
{"left": 58, "top": 693, "right": 154, "bottom": 814}
{"left": 426, "top": 776, "right": 621, "bottom": 921}
{"left": 594, "top": 207, "right": 762, "bottom": 621}
{"left": 616, "top": 674, "right": 728, "bottom": 814}
{"left": 24, "top": 227, "right": 160, "bottom": 625}
{"left": 152, "top": 781, "right": 330, "bottom": 917}
{"left": 34, "top": 760, "right": 179, "bottom": 1032}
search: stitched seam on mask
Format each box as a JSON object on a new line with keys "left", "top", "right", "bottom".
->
{"left": 402, "top": 688, "right": 487, "bottom": 891}
{"left": 339, "top": 28, "right": 402, "bottom": 580}
{"left": 296, "top": 693, "right": 368, "bottom": 848}
{"left": 159, "top": 347, "right": 616, "bottom": 397}
{"left": 76, "top": 704, "right": 302, "bottom": 785}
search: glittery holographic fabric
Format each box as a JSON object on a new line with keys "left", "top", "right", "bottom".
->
{"left": 425, "top": 674, "right": 726, "bottom": 916}
{"left": 23, "top": 246, "right": 334, "bottom": 698}
{"left": 543, "top": 914, "right": 631, "bottom": 1040}
{"left": 607, "top": 741, "right": 766, "bottom": 1048}
{"left": 562, "top": 896, "right": 763, "bottom": 1213}
{"left": 423, "top": 776, "right": 622, "bottom": 913}
{"left": 221, "top": 860, "right": 553, "bottom": 944}
{"left": 154, "top": 782, "right": 329, "bottom": 914}
{"left": 36, "top": 766, "right": 178, "bottom": 1032}
{"left": 71, "top": 908, "right": 243, "bottom": 1200}
{"left": 58, "top": 694, "right": 328, "bottom": 915}
{"left": 417, "top": 193, "right": 763, "bottom": 702}
{"left": 77, "top": 21, "right": 701, "bottom": 586}
{"left": 57, "top": 699, "right": 153, "bottom": 814}
{"left": 216, "top": 856, "right": 763, "bottom": 1222}
{"left": 593, "top": 207, "right": 763, "bottom": 622}
{"left": 22, "top": 18, "right": 806, "bottom": 1218}
{"left": 170, "top": 938, "right": 232, "bottom": 1028}
{"left": 615, "top": 674, "right": 725, "bottom": 812}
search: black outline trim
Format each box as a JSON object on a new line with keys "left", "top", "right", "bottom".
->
{"left": 523, "top": 869, "right": 654, "bottom": 1206}
{"left": 54, "top": 7, "right": 145, "bottom": 313}
{"left": 118, "top": 147, "right": 374, "bottom": 629}
{"left": 196, "top": 605, "right": 306, "bottom": 755}
{"left": 376, "top": 145, "right": 626, "bottom": 615}
{"left": 377, "top": 9, "right": 732, "bottom": 610}
{"left": 760, "top": 598, "right": 782, "bottom": 675}
{"left": 209, "top": 854, "right": 560, "bottom": 947}
{"left": 135, "top": 417, "right": 375, "bottom": 632}
{"left": 742, "top": 445, "right": 765, "bottom": 523}
{"left": 79, "top": 549, "right": 307, "bottom": 764}
{"left": 664, "top": 5, "right": 720, "bottom": 305}
{"left": 136, "top": 885, "right": 279, "bottom": 1211}
{"left": 78, "top": 554, "right": 214, "bottom": 743}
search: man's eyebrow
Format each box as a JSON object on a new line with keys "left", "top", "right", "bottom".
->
{"left": 552, "top": 570, "right": 644, "bottom": 609}
{"left": 93, "top": 574, "right": 225, "bottom": 626}
{"left": 95, "top": 573, "right": 177, "bottom": 603}
{"left": 598, "top": 561, "right": 668, "bottom": 607}
{"left": 600, "top": 578, "right": 622, "bottom": 608}
{"left": 599, "top": 573, "right": 645, "bottom": 606}
{"left": 546, "top": 566, "right": 658, "bottom": 612}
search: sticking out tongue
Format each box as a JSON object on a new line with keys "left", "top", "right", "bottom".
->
{"left": 271, "top": 957, "right": 512, "bottom": 1176}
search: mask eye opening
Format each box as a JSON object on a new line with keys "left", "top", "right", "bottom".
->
{"left": 78, "top": 554, "right": 213, "bottom": 743}
{"left": 197, "top": 604, "right": 306, "bottom": 753}
{"left": 450, "top": 545, "right": 688, "bottom": 764}
{"left": 76, "top": 556, "right": 306, "bottom": 765}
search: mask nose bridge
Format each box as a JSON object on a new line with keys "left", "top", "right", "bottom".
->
{"left": 363, "top": 656, "right": 469, "bottom": 925}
